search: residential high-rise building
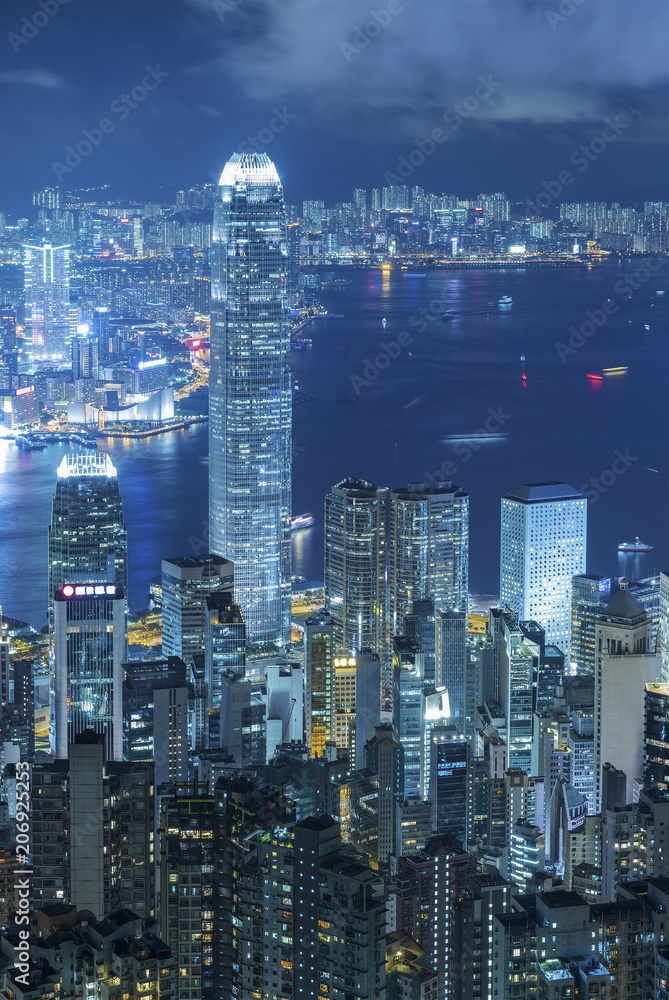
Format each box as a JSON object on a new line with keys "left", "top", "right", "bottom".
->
{"left": 160, "top": 555, "right": 233, "bottom": 661}
{"left": 209, "top": 152, "right": 292, "bottom": 645}
{"left": 48, "top": 453, "right": 127, "bottom": 622}
{"left": 52, "top": 584, "right": 126, "bottom": 761}
{"left": 365, "top": 723, "right": 404, "bottom": 867}
{"left": 593, "top": 580, "right": 662, "bottom": 810}
{"left": 160, "top": 786, "right": 215, "bottom": 998}
{"left": 324, "top": 477, "right": 387, "bottom": 656}
{"left": 31, "top": 732, "right": 155, "bottom": 919}
{"left": 334, "top": 648, "right": 381, "bottom": 768}
{"left": 230, "top": 817, "right": 386, "bottom": 1000}
{"left": 23, "top": 242, "right": 71, "bottom": 356}
{"left": 388, "top": 480, "right": 469, "bottom": 633}
{"left": 500, "top": 481, "right": 587, "bottom": 660}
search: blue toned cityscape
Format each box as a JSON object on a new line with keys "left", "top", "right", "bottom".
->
{"left": 0, "top": 2, "right": 668, "bottom": 998}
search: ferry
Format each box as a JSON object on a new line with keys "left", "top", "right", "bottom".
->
{"left": 291, "top": 512, "right": 315, "bottom": 532}
{"left": 656, "top": 290, "right": 665, "bottom": 295}
{"left": 586, "top": 373, "right": 603, "bottom": 381}
{"left": 618, "top": 538, "right": 653, "bottom": 553}
{"left": 382, "top": 317, "right": 387, "bottom": 328}
{"left": 443, "top": 310, "right": 453, "bottom": 320}
{"left": 602, "top": 367, "right": 628, "bottom": 375}
{"left": 499, "top": 295, "right": 513, "bottom": 305}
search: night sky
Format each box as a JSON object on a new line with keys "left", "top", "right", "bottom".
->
{"left": 1, "top": 0, "right": 668, "bottom": 211}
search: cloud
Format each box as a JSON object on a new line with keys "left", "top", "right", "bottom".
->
{"left": 185, "top": 0, "right": 669, "bottom": 137}
{"left": 0, "top": 68, "right": 65, "bottom": 90}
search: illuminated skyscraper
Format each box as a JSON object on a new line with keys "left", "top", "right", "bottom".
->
{"left": 209, "top": 152, "right": 291, "bottom": 645}
{"left": 48, "top": 454, "right": 127, "bottom": 620}
{"left": 53, "top": 583, "right": 126, "bottom": 761}
{"left": 324, "top": 477, "right": 387, "bottom": 655}
{"left": 23, "top": 242, "right": 71, "bottom": 357}
{"left": 388, "top": 480, "right": 469, "bottom": 634}
{"left": 500, "top": 481, "right": 587, "bottom": 660}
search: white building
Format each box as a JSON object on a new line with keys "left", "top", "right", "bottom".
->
{"left": 500, "top": 482, "right": 587, "bottom": 662}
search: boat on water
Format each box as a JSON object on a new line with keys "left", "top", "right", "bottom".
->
{"left": 291, "top": 512, "right": 314, "bottom": 532}
{"left": 15, "top": 435, "right": 46, "bottom": 450}
{"left": 602, "top": 367, "right": 628, "bottom": 375}
{"left": 443, "top": 310, "right": 453, "bottom": 320}
{"left": 442, "top": 432, "right": 506, "bottom": 443}
{"left": 586, "top": 373, "right": 603, "bottom": 381}
{"left": 499, "top": 295, "right": 513, "bottom": 305}
{"left": 382, "top": 317, "right": 387, "bottom": 328}
{"left": 656, "top": 290, "right": 665, "bottom": 295}
{"left": 618, "top": 538, "right": 653, "bottom": 553}
{"left": 644, "top": 324, "right": 650, "bottom": 330}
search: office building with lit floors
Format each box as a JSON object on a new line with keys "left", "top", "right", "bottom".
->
{"left": 52, "top": 584, "right": 125, "bottom": 761}
{"left": 324, "top": 477, "right": 388, "bottom": 656}
{"left": 209, "top": 152, "right": 292, "bottom": 646}
{"left": 304, "top": 614, "right": 335, "bottom": 757}
{"left": 500, "top": 482, "right": 586, "bottom": 662}
{"left": 23, "top": 241, "right": 71, "bottom": 356}
{"left": 644, "top": 682, "right": 669, "bottom": 791}
{"left": 388, "top": 480, "right": 469, "bottom": 635}
{"left": 161, "top": 555, "right": 234, "bottom": 662}
{"left": 205, "top": 591, "right": 245, "bottom": 726}
{"left": 48, "top": 452, "right": 127, "bottom": 625}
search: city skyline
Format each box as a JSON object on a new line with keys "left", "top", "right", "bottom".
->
{"left": 0, "top": 3, "right": 667, "bottom": 996}
{"left": 1, "top": 1, "right": 668, "bottom": 212}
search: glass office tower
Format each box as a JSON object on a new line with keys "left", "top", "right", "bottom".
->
{"left": 23, "top": 242, "right": 71, "bottom": 357}
{"left": 48, "top": 453, "right": 127, "bottom": 622}
{"left": 209, "top": 152, "right": 291, "bottom": 645}
{"left": 389, "top": 480, "right": 469, "bottom": 634}
{"left": 500, "top": 481, "right": 586, "bottom": 661}
{"left": 324, "top": 477, "right": 388, "bottom": 656}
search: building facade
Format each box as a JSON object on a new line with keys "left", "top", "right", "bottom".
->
{"left": 209, "top": 152, "right": 292, "bottom": 645}
{"left": 500, "top": 482, "right": 586, "bottom": 661}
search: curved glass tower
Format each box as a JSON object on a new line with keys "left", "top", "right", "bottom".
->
{"left": 209, "top": 153, "right": 291, "bottom": 645}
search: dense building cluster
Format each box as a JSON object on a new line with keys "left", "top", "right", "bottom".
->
{"left": 0, "top": 155, "right": 667, "bottom": 999}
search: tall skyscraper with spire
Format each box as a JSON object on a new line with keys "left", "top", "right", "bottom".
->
{"left": 209, "top": 152, "right": 292, "bottom": 645}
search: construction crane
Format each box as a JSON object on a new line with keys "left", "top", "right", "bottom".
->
{"left": 282, "top": 698, "right": 297, "bottom": 743}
